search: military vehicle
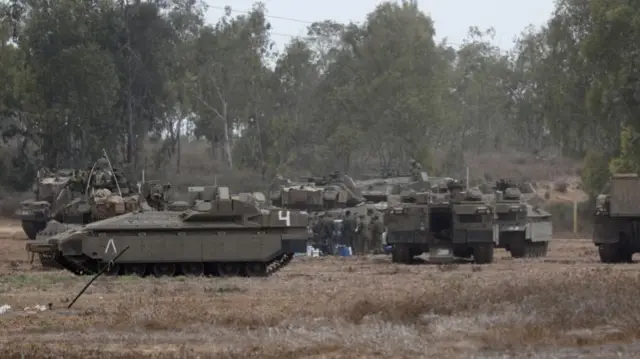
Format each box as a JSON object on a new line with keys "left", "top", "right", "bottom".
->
{"left": 593, "top": 173, "right": 640, "bottom": 263}
{"left": 385, "top": 179, "right": 495, "bottom": 264}
{"left": 16, "top": 156, "right": 140, "bottom": 240}
{"left": 30, "top": 158, "right": 147, "bottom": 268}
{"left": 26, "top": 186, "right": 309, "bottom": 277}
{"left": 270, "top": 172, "right": 365, "bottom": 211}
{"left": 15, "top": 168, "right": 74, "bottom": 239}
{"left": 356, "top": 171, "right": 431, "bottom": 204}
{"left": 492, "top": 179, "right": 552, "bottom": 258}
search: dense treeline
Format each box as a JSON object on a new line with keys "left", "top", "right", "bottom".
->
{"left": 0, "top": 0, "right": 636, "bottom": 195}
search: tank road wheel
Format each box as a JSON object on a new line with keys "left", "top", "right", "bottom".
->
{"left": 124, "top": 263, "right": 147, "bottom": 277}
{"left": 101, "top": 263, "right": 121, "bottom": 276}
{"left": 509, "top": 238, "right": 526, "bottom": 258}
{"left": 217, "top": 262, "right": 241, "bottom": 277}
{"left": 453, "top": 245, "right": 473, "bottom": 259}
{"left": 245, "top": 262, "right": 267, "bottom": 277}
{"left": 473, "top": 244, "right": 494, "bottom": 264}
{"left": 182, "top": 263, "right": 205, "bottom": 277}
{"left": 530, "top": 242, "right": 549, "bottom": 258}
{"left": 152, "top": 263, "right": 177, "bottom": 277}
{"left": 598, "top": 244, "right": 621, "bottom": 263}
{"left": 391, "top": 245, "right": 412, "bottom": 264}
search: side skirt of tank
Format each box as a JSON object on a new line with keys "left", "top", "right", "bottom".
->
{"left": 52, "top": 253, "right": 297, "bottom": 278}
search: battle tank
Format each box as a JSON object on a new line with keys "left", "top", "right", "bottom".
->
{"left": 15, "top": 168, "right": 74, "bottom": 239}
{"left": 26, "top": 186, "right": 309, "bottom": 277}
{"left": 385, "top": 178, "right": 495, "bottom": 264}
{"left": 356, "top": 171, "right": 431, "bottom": 204}
{"left": 270, "top": 172, "right": 365, "bottom": 211}
{"left": 32, "top": 160, "right": 152, "bottom": 268}
{"left": 593, "top": 173, "right": 640, "bottom": 263}
{"left": 16, "top": 157, "right": 139, "bottom": 240}
{"left": 491, "top": 179, "right": 552, "bottom": 258}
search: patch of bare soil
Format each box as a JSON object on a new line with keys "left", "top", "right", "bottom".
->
{"left": 1, "top": 235, "right": 640, "bottom": 358}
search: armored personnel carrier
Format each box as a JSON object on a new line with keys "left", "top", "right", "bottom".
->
{"left": 15, "top": 168, "right": 75, "bottom": 239}
{"left": 26, "top": 186, "right": 309, "bottom": 277}
{"left": 593, "top": 173, "right": 640, "bottom": 263}
{"left": 385, "top": 179, "right": 495, "bottom": 264}
{"left": 492, "top": 179, "right": 552, "bottom": 258}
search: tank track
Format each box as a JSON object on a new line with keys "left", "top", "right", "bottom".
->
{"left": 38, "top": 253, "right": 61, "bottom": 269}
{"left": 51, "top": 252, "right": 296, "bottom": 278}
{"left": 33, "top": 221, "right": 79, "bottom": 270}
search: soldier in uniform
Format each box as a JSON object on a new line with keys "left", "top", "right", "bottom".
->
{"left": 146, "top": 183, "right": 170, "bottom": 210}
{"left": 321, "top": 213, "right": 335, "bottom": 254}
{"left": 342, "top": 210, "right": 356, "bottom": 250}
{"left": 68, "top": 169, "right": 85, "bottom": 194}
{"left": 410, "top": 159, "right": 422, "bottom": 181}
{"left": 370, "top": 214, "right": 384, "bottom": 254}
{"left": 311, "top": 213, "right": 324, "bottom": 249}
{"left": 355, "top": 214, "right": 369, "bottom": 254}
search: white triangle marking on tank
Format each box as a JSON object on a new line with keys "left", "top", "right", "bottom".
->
{"left": 105, "top": 238, "right": 117, "bottom": 254}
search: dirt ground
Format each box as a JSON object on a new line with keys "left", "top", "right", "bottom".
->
{"left": 1, "top": 219, "right": 640, "bottom": 359}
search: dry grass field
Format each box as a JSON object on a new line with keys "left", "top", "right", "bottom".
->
{"left": 1, "top": 219, "right": 640, "bottom": 358}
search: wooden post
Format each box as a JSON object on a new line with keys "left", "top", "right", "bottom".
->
{"left": 573, "top": 201, "right": 578, "bottom": 234}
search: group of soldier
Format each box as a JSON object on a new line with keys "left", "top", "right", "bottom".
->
{"left": 310, "top": 209, "right": 385, "bottom": 256}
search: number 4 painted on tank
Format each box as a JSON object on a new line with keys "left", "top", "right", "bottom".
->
{"left": 278, "top": 210, "right": 290, "bottom": 226}
{"left": 105, "top": 238, "right": 118, "bottom": 254}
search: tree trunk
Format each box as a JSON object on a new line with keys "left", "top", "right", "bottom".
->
{"left": 176, "top": 118, "right": 182, "bottom": 173}
{"left": 221, "top": 102, "right": 233, "bottom": 168}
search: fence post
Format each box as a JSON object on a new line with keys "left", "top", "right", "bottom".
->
{"left": 573, "top": 201, "right": 578, "bottom": 234}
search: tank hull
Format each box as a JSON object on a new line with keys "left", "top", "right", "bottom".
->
{"left": 26, "top": 211, "right": 309, "bottom": 277}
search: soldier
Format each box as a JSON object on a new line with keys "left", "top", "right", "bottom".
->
{"left": 370, "top": 214, "right": 384, "bottom": 254}
{"left": 342, "top": 210, "right": 356, "bottom": 250}
{"left": 309, "top": 213, "right": 321, "bottom": 249}
{"left": 355, "top": 214, "right": 370, "bottom": 254}
{"left": 353, "top": 215, "right": 362, "bottom": 254}
{"left": 410, "top": 159, "right": 422, "bottom": 181}
{"left": 321, "top": 213, "right": 335, "bottom": 254}
{"left": 146, "top": 183, "right": 169, "bottom": 210}
{"left": 67, "top": 170, "right": 82, "bottom": 194}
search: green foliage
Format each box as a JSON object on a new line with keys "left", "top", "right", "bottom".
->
{"left": 581, "top": 150, "right": 610, "bottom": 198}
{"left": 0, "top": 0, "right": 639, "bottom": 193}
{"left": 610, "top": 126, "right": 640, "bottom": 174}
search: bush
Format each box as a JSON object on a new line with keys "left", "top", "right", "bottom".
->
{"left": 580, "top": 150, "right": 610, "bottom": 199}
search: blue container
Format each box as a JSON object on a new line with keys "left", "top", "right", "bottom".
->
{"left": 383, "top": 245, "right": 393, "bottom": 254}
{"left": 336, "top": 245, "right": 352, "bottom": 257}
